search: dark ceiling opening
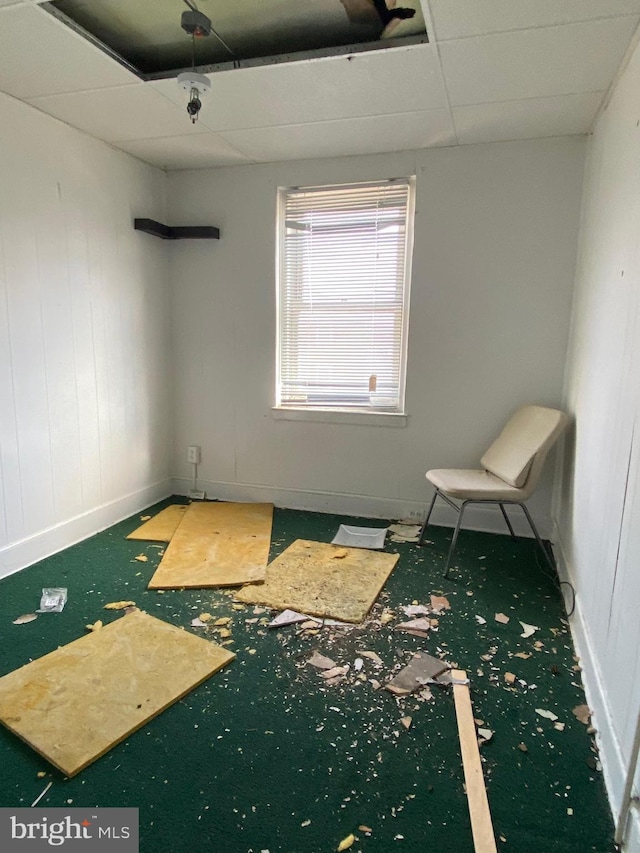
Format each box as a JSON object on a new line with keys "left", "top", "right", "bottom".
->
{"left": 46, "top": 0, "right": 427, "bottom": 76}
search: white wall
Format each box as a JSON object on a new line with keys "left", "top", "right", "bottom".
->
{"left": 0, "top": 93, "right": 172, "bottom": 578}
{"left": 556, "top": 36, "right": 640, "bottom": 849}
{"left": 167, "top": 137, "right": 584, "bottom": 531}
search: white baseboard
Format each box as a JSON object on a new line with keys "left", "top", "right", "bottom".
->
{"left": 0, "top": 478, "right": 173, "bottom": 580}
{"left": 554, "top": 531, "right": 640, "bottom": 849}
{"left": 171, "top": 477, "right": 550, "bottom": 537}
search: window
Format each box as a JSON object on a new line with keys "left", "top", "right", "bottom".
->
{"left": 276, "top": 178, "right": 414, "bottom": 414}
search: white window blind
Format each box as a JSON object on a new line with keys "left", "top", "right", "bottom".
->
{"left": 276, "top": 178, "right": 414, "bottom": 412}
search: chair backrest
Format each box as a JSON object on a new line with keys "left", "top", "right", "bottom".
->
{"left": 481, "top": 405, "right": 568, "bottom": 491}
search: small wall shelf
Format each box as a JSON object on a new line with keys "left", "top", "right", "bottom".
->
{"left": 134, "top": 218, "right": 220, "bottom": 240}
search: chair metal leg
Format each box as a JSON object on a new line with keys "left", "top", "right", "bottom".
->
{"left": 520, "top": 503, "right": 555, "bottom": 571}
{"left": 499, "top": 503, "right": 517, "bottom": 539}
{"left": 418, "top": 489, "right": 439, "bottom": 545}
{"left": 443, "top": 500, "right": 468, "bottom": 579}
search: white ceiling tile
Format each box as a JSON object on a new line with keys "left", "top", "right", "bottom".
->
{"left": 116, "top": 133, "right": 255, "bottom": 171}
{"left": 218, "top": 109, "right": 456, "bottom": 162}
{"left": 453, "top": 91, "right": 605, "bottom": 145}
{"left": 430, "top": 0, "right": 640, "bottom": 40}
{"left": 0, "top": 5, "right": 137, "bottom": 99}
{"left": 440, "top": 17, "right": 639, "bottom": 106}
{"left": 152, "top": 43, "right": 447, "bottom": 132}
{"left": 27, "top": 84, "right": 209, "bottom": 143}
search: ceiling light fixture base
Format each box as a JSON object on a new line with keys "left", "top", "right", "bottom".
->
{"left": 177, "top": 71, "right": 211, "bottom": 94}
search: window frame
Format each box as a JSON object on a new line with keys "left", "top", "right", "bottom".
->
{"left": 274, "top": 176, "right": 415, "bottom": 418}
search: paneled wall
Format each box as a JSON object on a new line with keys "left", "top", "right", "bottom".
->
{"left": 0, "top": 93, "right": 172, "bottom": 577}
{"left": 167, "top": 138, "right": 584, "bottom": 530}
{"left": 556, "top": 36, "right": 640, "bottom": 848}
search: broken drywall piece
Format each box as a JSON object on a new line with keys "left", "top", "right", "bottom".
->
{"left": 213, "top": 617, "right": 231, "bottom": 626}
{"left": 13, "top": 614, "right": 38, "bottom": 625}
{"left": 190, "top": 618, "right": 208, "bottom": 628}
{"left": 337, "top": 834, "right": 355, "bottom": 852}
{"left": 103, "top": 601, "right": 136, "bottom": 611}
{"left": 353, "top": 658, "right": 364, "bottom": 672}
{"left": 430, "top": 595, "right": 450, "bottom": 613}
{"left": 520, "top": 621, "right": 539, "bottom": 638}
{"left": 388, "top": 523, "right": 421, "bottom": 543}
{"left": 572, "top": 704, "right": 591, "bottom": 725}
{"left": 401, "top": 604, "right": 431, "bottom": 617}
{"left": 477, "top": 728, "right": 493, "bottom": 743}
{"left": 514, "top": 652, "right": 532, "bottom": 659}
{"left": 504, "top": 672, "right": 517, "bottom": 685}
{"left": 400, "top": 716, "right": 412, "bottom": 729}
{"left": 389, "top": 523, "right": 421, "bottom": 537}
{"left": 495, "top": 613, "right": 510, "bottom": 624}
{"left": 385, "top": 651, "right": 448, "bottom": 695}
{"left": 360, "top": 651, "right": 383, "bottom": 666}
{"left": 134, "top": 555, "right": 148, "bottom": 562}
{"left": 535, "top": 708, "right": 559, "bottom": 721}
{"left": 321, "top": 665, "right": 350, "bottom": 680}
{"left": 308, "top": 652, "right": 337, "bottom": 670}
{"left": 395, "top": 617, "right": 431, "bottom": 635}
{"left": 475, "top": 615, "right": 487, "bottom": 625}
{"left": 268, "top": 609, "right": 312, "bottom": 628}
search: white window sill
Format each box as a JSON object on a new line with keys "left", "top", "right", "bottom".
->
{"left": 271, "top": 407, "right": 408, "bottom": 427}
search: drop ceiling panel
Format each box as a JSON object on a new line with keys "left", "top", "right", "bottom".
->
{"left": 440, "top": 17, "right": 639, "bottom": 106}
{"left": 27, "top": 84, "right": 209, "bottom": 142}
{"left": 430, "top": 0, "right": 640, "bottom": 40}
{"left": 219, "top": 109, "right": 456, "bottom": 162}
{"left": 152, "top": 44, "right": 446, "bottom": 132}
{"left": 117, "top": 133, "right": 254, "bottom": 171}
{"left": 453, "top": 91, "right": 605, "bottom": 146}
{"left": 0, "top": 5, "right": 137, "bottom": 99}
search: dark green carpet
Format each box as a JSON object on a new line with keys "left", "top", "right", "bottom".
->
{"left": 0, "top": 499, "right": 614, "bottom": 852}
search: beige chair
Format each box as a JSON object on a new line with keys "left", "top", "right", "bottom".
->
{"left": 419, "top": 405, "right": 568, "bottom": 577}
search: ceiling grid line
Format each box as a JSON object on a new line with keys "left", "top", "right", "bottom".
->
{"left": 421, "top": 0, "right": 458, "bottom": 145}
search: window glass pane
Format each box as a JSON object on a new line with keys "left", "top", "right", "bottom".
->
{"left": 277, "top": 178, "right": 414, "bottom": 412}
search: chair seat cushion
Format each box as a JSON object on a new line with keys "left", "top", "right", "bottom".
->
{"left": 426, "top": 468, "right": 523, "bottom": 501}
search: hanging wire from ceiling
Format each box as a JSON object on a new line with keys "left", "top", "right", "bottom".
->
{"left": 182, "top": 0, "right": 237, "bottom": 60}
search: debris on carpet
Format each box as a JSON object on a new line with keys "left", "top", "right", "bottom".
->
{"left": 12, "top": 614, "right": 38, "bottom": 625}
